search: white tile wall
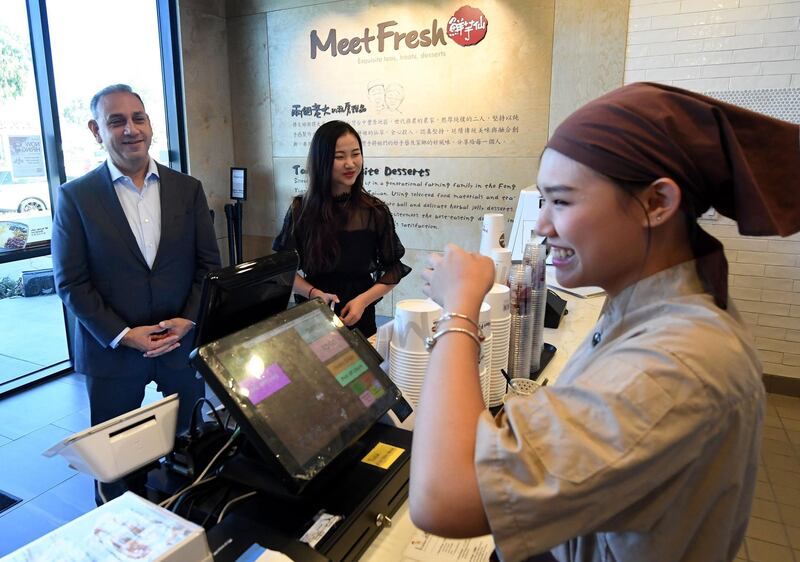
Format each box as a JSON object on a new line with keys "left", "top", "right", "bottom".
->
{"left": 734, "top": 16, "right": 798, "bottom": 34}
{"left": 625, "top": 0, "right": 800, "bottom": 379}
{"left": 732, "top": 45, "right": 795, "bottom": 61}
{"left": 699, "top": 220, "right": 800, "bottom": 378}
{"left": 672, "top": 77, "right": 732, "bottom": 89}
{"left": 630, "top": 1, "right": 682, "bottom": 18}
{"left": 704, "top": 34, "right": 764, "bottom": 50}
{"left": 677, "top": 22, "right": 736, "bottom": 39}
{"left": 764, "top": 30, "right": 800, "bottom": 45}
{"left": 682, "top": 0, "right": 741, "bottom": 12}
{"left": 730, "top": 74, "right": 791, "bottom": 87}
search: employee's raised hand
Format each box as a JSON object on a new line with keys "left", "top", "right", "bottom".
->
{"left": 422, "top": 244, "right": 494, "bottom": 312}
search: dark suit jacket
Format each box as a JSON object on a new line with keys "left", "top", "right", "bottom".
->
{"left": 52, "top": 162, "right": 221, "bottom": 379}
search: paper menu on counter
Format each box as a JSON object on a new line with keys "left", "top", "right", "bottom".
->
{"left": 403, "top": 530, "right": 494, "bottom": 562}
{"left": 3, "top": 492, "right": 210, "bottom": 562}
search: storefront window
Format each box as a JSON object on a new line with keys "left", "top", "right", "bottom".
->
{"left": 0, "top": 0, "right": 179, "bottom": 393}
{"left": 0, "top": 2, "right": 51, "bottom": 244}
{"left": 46, "top": 0, "right": 169, "bottom": 181}
{"left": 0, "top": 0, "right": 68, "bottom": 390}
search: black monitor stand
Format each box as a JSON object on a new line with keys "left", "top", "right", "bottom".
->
{"left": 531, "top": 343, "right": 556, "bottom": 383}
{"left": 219, "top": 431, "right": 369, "bottom": 502}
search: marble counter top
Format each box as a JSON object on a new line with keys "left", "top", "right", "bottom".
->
{"left": 540, "top": 289, "right": 606, "bottom": 385}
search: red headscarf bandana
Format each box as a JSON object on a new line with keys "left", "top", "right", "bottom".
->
{"left": 546, "top": 82, "right": 800, "bottom": 308}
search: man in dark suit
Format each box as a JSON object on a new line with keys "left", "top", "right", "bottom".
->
{"left": 52, "top": 84, "right": 221, "bottom": 501}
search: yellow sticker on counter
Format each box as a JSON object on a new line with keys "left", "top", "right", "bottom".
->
{"left": 361, "top": 442, "right": 405, "bottom": 469}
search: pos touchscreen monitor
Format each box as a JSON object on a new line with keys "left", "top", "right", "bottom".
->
{"left": 193, "top": 250, "right": 299, "bottom": 349}
{"left": 191, "top": 299, "right": 403, "bottom": 492}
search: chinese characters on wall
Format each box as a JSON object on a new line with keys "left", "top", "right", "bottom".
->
{"left": 290, "top": 112, "right": 521, "bottom": 150}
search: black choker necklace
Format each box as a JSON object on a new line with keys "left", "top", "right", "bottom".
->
{"left": 332, "top": 191, "right": 352, "bottom": 204}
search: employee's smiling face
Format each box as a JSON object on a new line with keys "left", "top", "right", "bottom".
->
{"left": 89, "top": 91, "right": 153, "bottom": 177}
{"left": 535, "top": 148, "right": 649, "bottom": 297}
{"left": 331, "top": 133, "right": 363, "bottom": 195}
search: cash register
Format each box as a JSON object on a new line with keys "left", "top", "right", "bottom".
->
{"left": 187, "top": 252, "right": 412, "bottom": 561}
{"left": 40, "top": 251, "right": 412, "bottom": 562}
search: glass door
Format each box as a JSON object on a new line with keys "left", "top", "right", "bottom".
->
{"left": 0, "top": 0, "right": 69, "bottom": 391}
{"left": 46, "top": 0, "right": 170, "bottom": 181}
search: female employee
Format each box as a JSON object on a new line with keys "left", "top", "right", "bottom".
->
{"left": 273, "top": 120, "right": 410, "bottom": 337}
{"left": 410, "top": 83, "right": 800, "bottom": 562}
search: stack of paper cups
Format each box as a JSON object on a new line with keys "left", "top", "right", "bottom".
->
{"left": 484, "top": 284, "right": 511, "bottom": 406}
{"left": 478, "top": 302, "right": 492, "bottom": 407}
{"left": 389, "top": 299, "right": 442, "bottom": 407}
{"left": 479, "top": 213, "right": 506, "bottom": 256}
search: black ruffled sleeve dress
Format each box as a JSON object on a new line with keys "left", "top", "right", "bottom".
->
{"left": 273, "top": 194, "right": 411, "bottom": 337}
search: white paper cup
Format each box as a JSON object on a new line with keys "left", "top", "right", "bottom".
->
{"left": 393, "top": 299, "right": 442, "bottom": 353}
{"left": 479, "top": 301, "right": 492, "bottom": 337}
{"left": 477, "top": 302, "right": 492, "bottom": 369}
{"left": 390, "top": 362, "right": 430, "bottom": 374}
{"left": 389, "top": 341, "right": 430, "bottom": 358}
{"left": 390, "top": 366, "right": 429, "bottom": 378}
{"left": 390, "top": 357, "right": 427, "bottom": 369}
{"left": 484, "top": 283, "right": 511, "bottom": 319}
{"left": 390, "top": 361, "right": 429, "bottom": 374}
{"left": 390, "top": 364, "right": 425, "bottom": 376}
{"left": 489, "top": 248, "right": 512, "bottom": 284}
{"left": 390, "top": 369, "right": 426, "bottom": 380}
{"left": 480, "top": 213, "right": 506, "bottom": 256}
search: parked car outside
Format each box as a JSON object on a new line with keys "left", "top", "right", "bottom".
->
{"left": 0, "top": 172, "right": 51, "bottom": 214}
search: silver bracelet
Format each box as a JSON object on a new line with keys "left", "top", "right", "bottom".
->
{"left": 424, "top": 327, "right": 482, "bottom": 351}
{"left": 433, "top": 312, "right": 485, "bottom": 340}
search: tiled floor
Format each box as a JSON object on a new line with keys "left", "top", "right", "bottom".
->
{"left": 0, "top": 376, "right": 799, "bottom": 559}
{"left": 0, "top": 290, "right": 69, "bottom": 387}
{"left": 740, "top": 394, "right": 800, "bottom": 562}
{"left": 0, "top": 373, "right": 163, "bottom": 556}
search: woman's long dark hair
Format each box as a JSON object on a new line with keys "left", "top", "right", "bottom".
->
{"left": 295, "top": 120, "right": 368, "bottom": 274}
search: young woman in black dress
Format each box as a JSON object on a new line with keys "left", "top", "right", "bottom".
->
{"left": 273, "top": 120, "right": 410, "bottom": 337}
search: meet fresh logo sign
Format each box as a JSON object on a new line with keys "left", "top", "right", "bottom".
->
{"left": 447, "top": 5, "right": 488, "bottom": 46}
{"left": 309, "top": 5, "right": 489, "bottom": 59}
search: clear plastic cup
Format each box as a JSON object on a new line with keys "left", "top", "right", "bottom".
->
{"left": 507, "top": 264, "right": 533, "bottom": 379}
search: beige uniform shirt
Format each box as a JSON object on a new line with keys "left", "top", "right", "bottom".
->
{"left": 475, "top": 261, "right": 764, "bottom": 562}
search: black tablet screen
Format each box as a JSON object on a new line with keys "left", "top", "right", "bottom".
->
{"left": 195, "top": 300, "right": 398, "bottom": 482}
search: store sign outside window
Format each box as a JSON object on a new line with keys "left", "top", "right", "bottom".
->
{"left": 9, "top": 135, "right": 45, "bottom": 178}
